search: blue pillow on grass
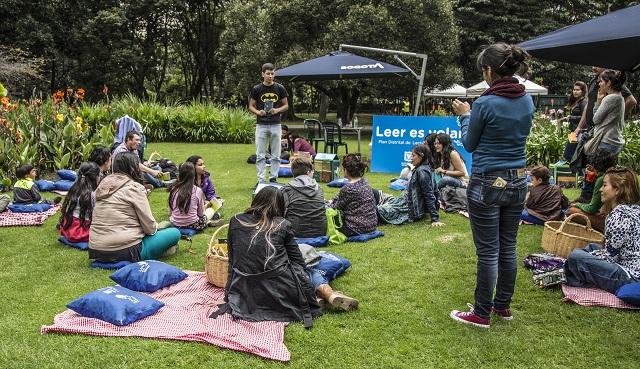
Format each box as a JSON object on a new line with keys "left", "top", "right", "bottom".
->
{"left": 59, "top": 236, "right": 89, "bottom": 250}
{"left": 54, "top": 180, "right": 75, "bottom": 191}
{"left": 67, "top": 285, "right": 164, "bottom": 326}
{"left": 35, "top": 180, "right": 56, "bottom": 191}
{"left": 347, "top": 230, "right": 385, "bottom": 243}
{"left": 278, "top": 167, "right": 293, "bottom": 177}
{"left": 57, "top": 169, "right": 78, "bottom": 181}
{"left": 8, "top": 203, "right": 52, "bottom": 213}
{"left": 295, "top": 235, "right": 329, "bottom": 247}
{"left": 91, "top": 260, "right": 132, "bottom": 270}
{"left": 327, "top": 178, "right": 348, "bottom": 188}
{"left": 616, "top": 282, "right": 640, "bottom": 306}
{"left": 110, "top": 260, "right": 188, "bottom": 292}
{"left": 178, "top": 228, "right": 199, "bottom": 237}
{"left": 313, "top": 252, "right": 352, "bottom": 282}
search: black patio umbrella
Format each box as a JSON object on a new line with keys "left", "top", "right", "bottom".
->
{"left": 275, "top": 51, "right": 410, "bottom": 81}
{"left": 519, "top": 4, "right": 640, "bottom": 71}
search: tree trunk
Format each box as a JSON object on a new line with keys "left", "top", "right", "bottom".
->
{"left": 318, "top": 93, "right": 329, "bottom": 121}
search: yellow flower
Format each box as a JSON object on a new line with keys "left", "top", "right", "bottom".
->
{"left": 75, "top": 116, "right": 83, "bottom": 125}
{"left": 56, "top": 113, "right": 64, "bottom": 122}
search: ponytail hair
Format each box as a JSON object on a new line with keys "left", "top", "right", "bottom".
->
{"left": 476, "top": 43, "right": 531, "bottom": 78}
{"left": 600, "top": 69, "right": 626, "bottom": 92}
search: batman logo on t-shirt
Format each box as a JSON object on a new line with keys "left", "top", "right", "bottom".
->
{"left": 261, "top": 92, "right": 279, "bottom": 102}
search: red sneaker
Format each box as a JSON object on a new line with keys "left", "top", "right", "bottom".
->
{"left": 450, "top": 305, "right": 490, "bottom": 329}
{"left": 491, "top": 307, "right": 513, "bottom": 321}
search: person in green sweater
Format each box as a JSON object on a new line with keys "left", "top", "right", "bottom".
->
{"left": 566, "top": 149, "right": 617, "bottom": 232}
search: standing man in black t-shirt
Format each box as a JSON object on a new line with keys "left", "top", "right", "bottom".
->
{"left": 248, "top": 63, "right": 289, "bottom": 184}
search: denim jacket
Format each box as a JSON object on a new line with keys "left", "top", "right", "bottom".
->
{"left": 407, "top": 164, "right": 439, "bottom": 222}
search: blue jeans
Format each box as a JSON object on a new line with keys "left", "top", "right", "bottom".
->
{"left": 437, "top": 175, "right": 466, "bottom": 189}
{"left": 308, "top": 268, "right": 329, "bottom": 291}
{"left": 598, "top": 142, "right": 623, "bottom": 155}
{"left": 144, "top": 165, "right": 164, "bottom": 188}
{"left": 564, "top": 243, "right": 637, "bottom": 294}
{"left": 467, "top": 171, "right": 527, "bottom": 318}
{"left": 255, "top": 124, "right": 281, "bottom": 182}
{"left": 521, "top": 209, "right": 545, "bottom": 225}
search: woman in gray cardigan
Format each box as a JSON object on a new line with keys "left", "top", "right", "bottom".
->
{"left": 584, "top": 70, "right": 627, "bottom": 156}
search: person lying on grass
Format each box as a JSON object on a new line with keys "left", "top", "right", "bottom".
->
{"left": 564, "top": 166, "right": 640, "bottom": 293}
{"left": 89, "top": 152, "right": 180, "bottom": 262}
{"left": 211, "top": 186, "right": 357, "bottom": 329}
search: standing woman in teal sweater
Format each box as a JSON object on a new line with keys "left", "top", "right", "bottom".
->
{"left": 450, "top": 43, "right": 535, "bottom": 328}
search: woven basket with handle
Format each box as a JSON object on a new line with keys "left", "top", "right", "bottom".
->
{"left": 542, "top": 213, "right": 604, "bottom": 258}
{"left": 205, "top": 224, "right": 229, "bottom": 288}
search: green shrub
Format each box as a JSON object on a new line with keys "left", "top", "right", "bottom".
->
{"left": 526, "top": 116, "right": 640, "bottom": 172}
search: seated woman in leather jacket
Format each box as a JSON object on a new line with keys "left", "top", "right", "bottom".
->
{"left": 378, "top": 144, "right": 445, "bottom": 227}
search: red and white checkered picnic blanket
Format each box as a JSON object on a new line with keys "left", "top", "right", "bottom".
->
{"left": 0, "top": 205, "right": 60, "bottom": 227}
{"left": 562, "top": 284, "right": 640, "bottom": 310}
{"left": 41, "top": 271, "right": 291, "bottom": 361}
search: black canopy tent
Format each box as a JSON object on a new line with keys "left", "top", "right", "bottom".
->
{"left": 519, "top": 5, "right": 640, "bottom": 71}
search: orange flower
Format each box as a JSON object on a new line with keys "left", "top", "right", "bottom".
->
{"left": 66, "top": 88, "right": 73, "bottom": 95}
{"left": 15, "top": 130, "right": 23, "bottom": 145}
{"left": 1, "top": 97, "right": 9, "bottom": 108}
{"left": 52, "top": 90, "right": 64, "bottom": 104}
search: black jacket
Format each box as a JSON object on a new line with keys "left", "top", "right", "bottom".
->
{"left": 282, "top": 175, "right": 327, "bottom": 238}
{"left": 212, "top": 214, "right": 321, "bottom": 328}
{"left": 407, "top": 164, "right": 440, "bottom": 222}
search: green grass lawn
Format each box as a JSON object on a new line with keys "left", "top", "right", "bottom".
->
{"left": 1, "top": 140, "right": 639, "bottom": 369}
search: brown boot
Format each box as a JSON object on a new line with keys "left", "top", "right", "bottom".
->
{"left": 327, "top": 291, "right": 359, "bottom": 311}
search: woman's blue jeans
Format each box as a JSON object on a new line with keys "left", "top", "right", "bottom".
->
{"left": 467, "top": 171, "right": 527, "bottom": 318}
{"left": 564, "top": 243, "right": 636, "bottom": 293}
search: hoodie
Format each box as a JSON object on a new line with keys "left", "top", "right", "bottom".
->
{"left": 89, "top": 173, "right": 157, "bottom": 252}
{"left": 282, "top": 175, "right": 327, "bottom": 238}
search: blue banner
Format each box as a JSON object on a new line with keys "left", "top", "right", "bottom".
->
{"left": 371, "top": 116, "right": 472, "bottom": 174}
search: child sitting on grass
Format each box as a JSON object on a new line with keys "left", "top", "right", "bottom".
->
{"left": 169, "top": 162, "right": 223, "bottom": 230}
{"left": 59, "top": 162, "right": 100, "bottom": 243}
{"left": 521, "top": 166, "right": 568, "bottom": 225}
{"left": 13, "top": 164, "right": 60, "bottom": 205}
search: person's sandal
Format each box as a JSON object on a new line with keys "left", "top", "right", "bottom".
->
{"left": 328, "top": 291, "right": 359, "bottom": 311}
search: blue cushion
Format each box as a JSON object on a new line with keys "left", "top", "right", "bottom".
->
{"left": 57, "top": 169, "right": 78, "bottom": 181}
{"left": 178, "top": 228, "right": 199, "bottom": 237}
{"left": 616, "top": 282, "right": 640, "bottom": 306}
{"left": 314, "top": 252, "right": 352, "bottom": 281}
{"left": 8, "top": 203, "right": 52, "bottom": 213}
{"left": 35, "top": 180, "right": 56, "bottom": 191}
{"left": 66, "top": 285, "right": 164, "bottom": 326}
{"left": 110, "top": 260, "right": 188, "bottom": 292}
{"left": 389, "top": 179, "right": 408, "bottom": 191}
{"left": 278, "top": 167, "right": 293, "bottom": 177}
{"left": 327, "top": 178, "right": 349, "bottom": 188}
{"left": 59, "top": 236, "right": 89, "bottom": 250}
{"left": 91, "top": 260, "right": 132, "bottom": 270}
{"left": 295, "top": 235, "right": 329, "bottom": 247}
{"left": 54, "top": 180, "right": 75, "bottom": 191}
{"left": 266, "top": 159, "right": 289, "bottom": 164}
{"left": 347, "top": 230, "right": 385, "bottom": 243}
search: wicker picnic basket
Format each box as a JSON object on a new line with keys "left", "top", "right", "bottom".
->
{"left": 205, "top": 224, "right": 229, "bottom": 288}
{"left": 542, "top": 213, "right": 604, "bottom": 258}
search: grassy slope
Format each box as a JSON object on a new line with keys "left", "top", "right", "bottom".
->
{"left": 1, "top": 140, "right": 638, "bottom": 369}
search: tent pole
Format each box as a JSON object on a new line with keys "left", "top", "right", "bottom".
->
{"left": 340, "top": 44, "right": 429, "bottom": 116}
{"left": 414, "top": 56, "right": 427, "bottom": 116}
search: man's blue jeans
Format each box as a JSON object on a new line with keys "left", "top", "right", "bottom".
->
{"left": 467, "top": 171, "right": 527, "bottom": 318}
{"left": 255, "top": 124, "right": 281, "bottom": 182}
{"left": 564, "top": 243, "right": 636, "bottom": 293}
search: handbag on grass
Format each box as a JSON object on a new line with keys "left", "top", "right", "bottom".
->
{"left": 325, "top": 208, "right": 347, "bottom": 246}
